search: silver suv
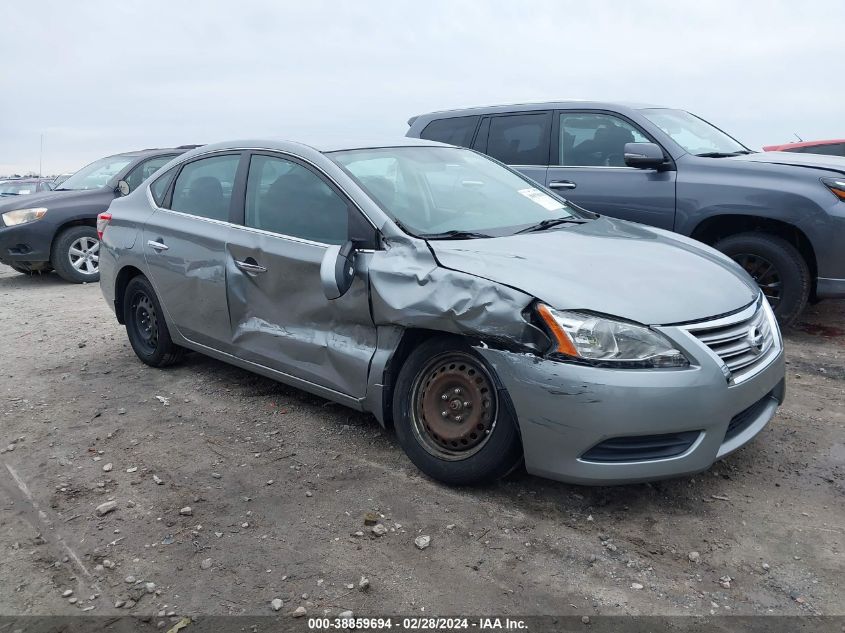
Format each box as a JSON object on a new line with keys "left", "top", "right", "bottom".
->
{"left": 98, "top": 139, "right": 785, "bottom": 486}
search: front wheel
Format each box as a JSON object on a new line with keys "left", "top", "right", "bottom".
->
{"left": 51, "top": 226, "right": 101, "bottom": 283}
{"left": 123, "top": 275, "right": 185, "bottom": 367}
{"left": 392, "top": 337, "right": 523, "bottom": 485}
{"left": 714, "top": 232, "right": 810, "bottom": 327}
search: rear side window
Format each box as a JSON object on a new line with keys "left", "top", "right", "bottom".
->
{"left": 150, "top": 167, "right": 178, "bottom": 206}
{"left": 419, "top": 116, "right": 479, "bottom": 147}
{"left": 486, "top": 113, "right": 551, "bottom": 166}
{"left": 170, "top": 155, "right": 241, "bottom": 221}
{"left": 124, "top": 155, "right": 177, "bottom": 193}
{"left": 244, "top": 154, "right": 348, "bottom": 244}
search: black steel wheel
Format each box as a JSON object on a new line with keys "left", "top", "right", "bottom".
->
{"left": 393, "top": 336, "right": 522, "bottom": 485}
{"left": 715, "top": 232, "right": 810, "bottom": 327}
{"left": 123, "top": 275, "right": 185, "bottom": 367}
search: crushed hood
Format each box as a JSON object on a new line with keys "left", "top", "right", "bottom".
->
{"left": 728, "top": 151, "right": 845, "bottom": 175}
{"left": 427, "top": 217, "right": 758, "bottom": 326}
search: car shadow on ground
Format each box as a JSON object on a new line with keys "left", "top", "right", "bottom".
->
{"left": 0, "top": 270, "right": 74, "bottom": 288}
{"left": 173, "top": 346, "right": 762, "bottom": 522}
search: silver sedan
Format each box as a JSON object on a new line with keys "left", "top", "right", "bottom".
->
{"left": 98, "top": 139, "right": 785, "bottom": 485}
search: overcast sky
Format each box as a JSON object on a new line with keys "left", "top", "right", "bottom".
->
{"left": 1, "top": 0, "right": 842, "bottom": 175}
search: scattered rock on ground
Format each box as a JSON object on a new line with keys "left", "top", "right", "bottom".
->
{"left": 271, "top": 598, "right": 283, "bottom": 611}
{"left": 372, "top": 523, "right": 388, "bottom": 536}
{"left": 95, "top": 501, "right": 117, "bottom": 516}
{"left": 414, "top": 535, "right": 431, "bottom": 550}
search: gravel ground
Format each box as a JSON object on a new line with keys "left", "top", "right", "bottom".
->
{"left": 0, "top": 266, "right": 842, "bottom": 620}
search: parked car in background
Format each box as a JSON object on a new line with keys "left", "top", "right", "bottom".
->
{"left": 0, "top": 178, "right": 54, "bottom": 197}
{"left": 98, "top": 139, "right": 784, "bottom": 486}
{"left": 763, "top": 139, "right": 845, "bottom": 157}
{"left": 0, "top": 146, "right": 197, "bottom": 282}
{"left": 406, "top": 102, "right": 845, "bottom": 326}
{"left": 52, "top": 173, "right": 74, "bottom": 187}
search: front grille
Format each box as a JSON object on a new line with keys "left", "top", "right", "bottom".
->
{"left": 580, "top": 431, "right": 700, "bottom": 463}
{"left": 682, "top": 297, "right": 779, "bottom": 383}
{"left": 725, "top": 392, "right": 773, "bottom": 442}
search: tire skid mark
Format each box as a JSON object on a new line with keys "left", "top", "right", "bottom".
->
{"left": 3, "top": 462, "right": 106, "bottom": 601}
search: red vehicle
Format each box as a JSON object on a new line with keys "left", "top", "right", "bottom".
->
{"left": 763, "top": 139, "right": 845, "bottom": 156}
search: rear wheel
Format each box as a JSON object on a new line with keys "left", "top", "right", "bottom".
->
{"left": 123, "top": 275, "right": 185, "bottom": 367}
{"left": 51, "top": 226, "right": 101, "bottom": 283}
{"left": 714, "top": 232, "right": 810, "bottom": 327}
{"left": 393, "top": 337, "right": 522, "bottom": 485}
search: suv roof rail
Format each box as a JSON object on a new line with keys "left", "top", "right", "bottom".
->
{"left": 176, "top": 144, "right": 203, "bottom": 149}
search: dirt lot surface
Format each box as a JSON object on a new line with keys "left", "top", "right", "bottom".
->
{"left": 0, "top": 266, "right": 843, "bottom": 621}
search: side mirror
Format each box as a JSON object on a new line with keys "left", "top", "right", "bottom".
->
{"left": 320, "top": 241, "right": 356, "bottom": 300}
{"left": 116, "top": 180, "right": 130, "bottom": 196}
{"left": 624, "top": 142, "right": 666, "bottom": 169}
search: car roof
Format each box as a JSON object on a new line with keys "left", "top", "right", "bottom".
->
{"left": 763, "top": 139, "right": 845, "bottom": 151}
{"left": 183, "top": 138, "right": 448, "bottom": 157}
{"left": 105, "top": 145, "right": 201, "bottom": 160}
{"left": 407, "top": 100, "right": 667, "bottom": 125}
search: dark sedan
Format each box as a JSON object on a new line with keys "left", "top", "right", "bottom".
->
{"left": 0, "top": 146, "right": 197, "bottom": 282}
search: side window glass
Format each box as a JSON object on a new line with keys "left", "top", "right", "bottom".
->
{"left": 170, "top": 155, "right": 240, "bottom": 221}
{"left": 245, "top": 155, "right": 348, "bottom": 245}
{"left": 124, "top": 155, "right": 176, "bottom": 192}
{"left": 486, "top": 113, "right": 551, "bottom": 166}
{"left": 560, "top": 113, "right": 649, "bottom": 166}
{"left": 419, "top": 116, "right": 479, "bottom": 147}
{"left": 150, "top": 166, "right": 178, "bottom": 206}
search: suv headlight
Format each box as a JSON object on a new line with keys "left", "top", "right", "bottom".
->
{"left": 537, "top": 303, "right": 690, "bottom": 368}
{"left": 2, "top": 207, "right": 48, "bottom": 226}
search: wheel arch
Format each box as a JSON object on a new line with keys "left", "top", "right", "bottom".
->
{"left": 375, "top": 327, "right": 516, "bottom": 430}
{"left": 690, "top": 214, "right": 818, "bottom": 294}
{"left": 113, "top": 265, "right": 146, "bottom": 325}
{"left": 50, "top": 217, "right": 97, "bottom": 256}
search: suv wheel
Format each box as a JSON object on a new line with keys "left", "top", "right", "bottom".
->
{"left": 51, "top": 226, "right": 101, "bottom": 283}
{"left": 123, "top": 275, "right": 185, "bottom": 367}
{"left": 714, "top": 232, "right": 810, "bottom": 327}
{"left": 392, "top": 336, "right": 523, "bottom": 485}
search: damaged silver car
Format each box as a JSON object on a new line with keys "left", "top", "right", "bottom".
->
{"left": 98, "top": 139, "right": 786, "bottom": 485}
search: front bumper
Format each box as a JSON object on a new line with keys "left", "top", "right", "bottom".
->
{"left": 477, "top": 318, "right": 785, "bottom": 485}
{"left": 0, "top": 220, "right": 53, "bottom": 265}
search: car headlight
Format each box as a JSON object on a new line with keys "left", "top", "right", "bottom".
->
{"left": 537, "top": 303, "right": 690, "bottom": 368}
{"left": 2, "top": 207, "right": 48, "bottom": 226}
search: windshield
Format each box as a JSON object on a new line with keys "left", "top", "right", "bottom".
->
{"left": 0, "top": 181, "right": 39, "bottom": 196}
{"left": 330, "top": 146, "right": 583, "bottom": 238}
{"left": 57, "top": 156, "right": 134, "bottom": 191}
{"left": 641, "top": 108, "right": 750, "bottom": 156}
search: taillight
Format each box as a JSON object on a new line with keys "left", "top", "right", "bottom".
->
{"left": 96, "top": 212, "right": 112, "bottom": 240}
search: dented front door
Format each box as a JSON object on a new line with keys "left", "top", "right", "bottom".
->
{"left": 224, "top": 150, "right": 380, "bottom": 398}
{"left": 224, "top": 230, "right": 376, "bottom": 398}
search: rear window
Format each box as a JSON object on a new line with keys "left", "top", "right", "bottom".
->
{"left": 419, "top": 116, "right": 479, "bottom": 147}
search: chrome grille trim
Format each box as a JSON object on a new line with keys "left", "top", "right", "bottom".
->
{"left": 681, "top": 296, "right": 781, "bottom": 384}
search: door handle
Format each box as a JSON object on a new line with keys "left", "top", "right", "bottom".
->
{"left": 147, "top": 240, "right": 169, "bottom": 251}
{"left": 235, "top": 259, "right": 268, "bottom": 274}
{"left": 548, "top": 180, "right": 577, "bottom": 190}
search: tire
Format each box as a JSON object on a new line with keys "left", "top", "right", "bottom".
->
{"left": 392, "top": 336, "right": 523, "bottom": 486}
{"left": 123, "top": 275, "right": 185, "bottom": 367}
{"left": 714, "top": 232, "right": 810, "bottom": 327}
{"left": 51, "top": 225, "right": 101, "bottom": 283}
